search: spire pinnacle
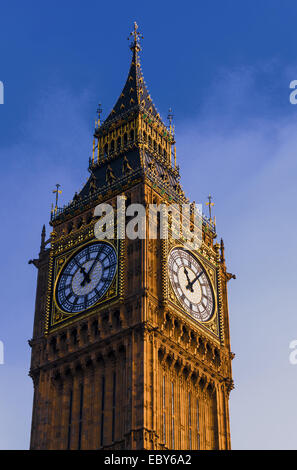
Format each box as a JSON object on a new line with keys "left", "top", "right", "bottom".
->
{"left": 40, "top": 224, "right": 46, "bottom": 252}
{"left": 102, "top": 23, "right": 161, "bottom": 127}
{"left": 167, "top": 108, "right": 174, "bottom": 133}
{"left": 128, "top": 21, "right": 143, "bottom": 52}
{"left": 53, "top": 184, "right": 62, "bottom": 211}
{"left": 206, "top": 194, "right": 214, "bottom": 220}
{"left": 96, "top": 103, "right": 102, "bottom": 128}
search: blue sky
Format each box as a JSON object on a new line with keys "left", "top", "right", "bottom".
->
{"left": 1, "top": 0, "right": 297, "bottom": 449}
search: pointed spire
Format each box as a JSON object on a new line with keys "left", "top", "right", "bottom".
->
{"left": 102, "top": 23, "right": 163, "bottom": 127}
{"left": 40, "top": 224, "right": 46, "bottom": 252}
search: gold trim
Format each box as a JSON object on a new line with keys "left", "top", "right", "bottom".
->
{"left": 167, "top": 244, "right": 219, "bottom": 339}
{"left": 50, "top": 239, "right": 119, "bottom": 329}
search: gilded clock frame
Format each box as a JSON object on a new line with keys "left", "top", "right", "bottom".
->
{"left": 45, "top": 236, "right": 123, "bottom": 333}
{"left": 165, "top": 239, "right": 220, "bottom": 342}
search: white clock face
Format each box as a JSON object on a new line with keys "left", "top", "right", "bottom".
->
{"left": 56, "top": 242, "right": 117, "bottom": 314}
{"left": 168, "top": 248, "right": 214, "bottom": 322}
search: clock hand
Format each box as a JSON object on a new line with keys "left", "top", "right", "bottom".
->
{"left": 184, "top": 267, "right": 194, "bottom": 293}
{"left": 81, "top": 250, "right": 104, "bottom": 286}
{"left": 188, "top": 270, "right": 203, "bottom": 290}
{"left": 73, "top": 259, "right": 91, "bottom": 286}
{"left": 80, "top": 266, "right": 91, "bottom": 286}
{"left": 87, "top": 250, "right": 104, "bottom": 277}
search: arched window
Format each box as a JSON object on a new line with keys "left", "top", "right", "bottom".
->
{"left": 124, "top": 133, "right": 128, "bottom": 145}
{"left": 117, "top": 137, "right": 121, "bottom": 149}
{"left": 130, "top": 130, "right": 134, "bottom": 142}
{"left": 110, "top": 140, "right": 115, "bottom": 152}
{"left": 143, "top": 131, "right": 147, "bottom": 142}
{"left": 104, "top": 144, "right": 108, "bottom": 158}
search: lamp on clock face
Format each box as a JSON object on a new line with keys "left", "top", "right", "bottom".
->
{"left": 168, "top": 247, "right": 214, "bottom": 322}
{"left": 55, "top": 241, "right": 117, "bottom": 314}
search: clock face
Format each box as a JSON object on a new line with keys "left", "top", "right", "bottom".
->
{"left": 56, "top": 242, "right": 117, "bottom": 314}
{"left": 168, "top": 248, "right": 214, "bottom": 322}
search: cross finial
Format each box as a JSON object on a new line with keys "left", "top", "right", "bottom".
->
{"left": 206, "top": 194, "right": 214, "bottom": 220}
{"left": 132, "top": 21, "right": 138, "bottom": 42}
{"left": 128, "top": 22, "right": 143, "bottom": 51}
{"left": 53, "top": 184, "right": 62, "bottom": 210}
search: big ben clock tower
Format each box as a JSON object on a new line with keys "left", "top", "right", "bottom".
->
{"left": 29, "top": 23, "right": 234, "bottom": 450}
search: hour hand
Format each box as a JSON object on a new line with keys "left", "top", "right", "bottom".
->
{"left": 188, "top": 270, "right": 203, "bottom": 290}
{"left": 80, "top": 266, "right": 91, "bottom": 286}
{"left": 184, "top": 267, "right": 194, "bottom": 292}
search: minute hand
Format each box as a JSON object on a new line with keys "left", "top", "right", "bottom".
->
{"left": 86, "top": 250, "right": 104, "bottom": 277}
{"left": 187, "top": 271, "right": 203, "bottom": 290}
{"left": 80, "top": 252, "right": 102, "bottom": 287}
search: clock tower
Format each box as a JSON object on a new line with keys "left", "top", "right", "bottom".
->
{"left": 29, "top": 23, "right": 234, "bottom": 450}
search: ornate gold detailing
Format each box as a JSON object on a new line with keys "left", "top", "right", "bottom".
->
{"left": 44, "top": 249, "right": 54, "bottom": 335}
{"left": 119, "top": 239, "right": 125, "bottom": 301}
{"left": 122, "top": 155, "right": 133, "bottom": 175}
{"left": 89, "top": 172, "right": 97, "bottom": 193}
{"left": 214, "top": 243, "right": 225, "bottom": 344}
{"left": 166, "top": 242, "right": 220, "bottom": 342}
{"left": 106, "top": 164, "right": 116, "bottom": 185}
{"left": 161, "top": 238, "right": 168, "bottom": 305}
{"left": 49, "top": 239, "right": 120, "bottom": 330}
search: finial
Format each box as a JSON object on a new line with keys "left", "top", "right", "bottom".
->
{"left": 206, "top": 194, "right": 214, "bottom": 220}
{"left": 128, "top": 22, "right": 143, "bottom": 51}
{"left": 53, "top": 184, "right": 62, "bottom": 211}
{"left": 96, "top": 103, "right": 102, "bottom": 128}
{"left": 167, "top": 108, "right": 174, "bottom": 132}
{"left": 40, "top": 225, "right": 46, "bottom": 252}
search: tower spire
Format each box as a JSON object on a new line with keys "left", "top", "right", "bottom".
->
{"left": 101, "top": 23, "right": 161, "bottom": 127}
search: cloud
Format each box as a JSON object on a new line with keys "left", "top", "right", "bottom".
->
{"left": 1, "top": 64, "right": 297, "bottom": 449}
{"left": 0, "top": 84, "right": 92, "bottom": 449}
{"left": 176, "top": 64, "right": 297, "bottom": 449}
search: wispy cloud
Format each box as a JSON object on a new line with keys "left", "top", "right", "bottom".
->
{"left": 176, "top": 64, "right": 297, "bottom": 449}
{"left": 1, "top": 64, "right": 297, "bottom": 449}
{"left": 0, "top": 84, "right": 92, "bottom": 449}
